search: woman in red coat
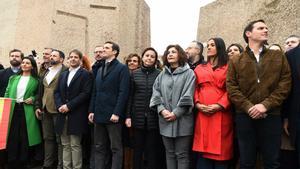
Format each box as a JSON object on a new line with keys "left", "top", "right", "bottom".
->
{"left": 193, "top": 37, "right": 233, "bottom": 169}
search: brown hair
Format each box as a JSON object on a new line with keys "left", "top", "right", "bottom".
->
{"left": 269, "top": 44, "right": 283, "bottom": 52}
{"left": 69, "top": 49, "right": 83, "bottom": 59}
{"left": 243, "top": 19, "right": 265, "bottom": 43}
{"left": 125, "top": 53, "right": 141, "bottom": 66}
{"left": 9, "top": 49, "right": 24, "bottom": 59}
{"left": 141, "top": 47, "right": 158, "bottom": 61}
{"left": 162, "top": 44, "right": 187, "bottom": 67}
{"left": 227, "top": 43, "right": 244, "bottom": 54}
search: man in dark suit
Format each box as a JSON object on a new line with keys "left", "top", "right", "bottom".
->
{"left": 0, "top": 49, "right": 23, "bottom": 169}
{"left": 282, "top": 45, "right": 300, "bottom": 168}
{"left": 0, "top": 49, "right": 23, "bottom": 97}
{"left": 284, "top": 35, "right": 299, "bottom": 52}
{"left": 92, "top": 45, "right": 105, "bottom": 76}
{"left": 54, "top": 49, "right": 93, "bottom": 169}
{"left": 90, "top": 45, "right": 108, "bottom": 169}
{"left": 88, "top": 41, "right": 130, "bottom": 169}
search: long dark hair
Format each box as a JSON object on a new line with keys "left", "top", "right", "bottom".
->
{"left": 162, "top": 44, "right": 187, "bottom": 67}
{"left": 18, "top": 56, "right": 38, "bottom": 79}
{"left": 208, "top": 37, "right": 228, "bottom": 68}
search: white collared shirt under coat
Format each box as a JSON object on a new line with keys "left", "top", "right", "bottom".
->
{"left": 67, "top": 66, "right": 80, "bottom": 86}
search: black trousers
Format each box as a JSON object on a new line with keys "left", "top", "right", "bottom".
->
{"left": 94, "top": 123, "right": 123, "bottom": 169}
{"left": 294, "top": 120, "right": 300, "bottom": 169}
{"left": 279, "top": 150, "right": 297, "bottom": 169}
{"left": 7, "top": 103, "right": 29, "bottom": 169}
{"left": 133, "top": 128, "right": 163, "bottom": 169}
{"left": 235, "top": 113, "right": 281, "bottom": 169}
{"left": 0, "top": 150, "right": 7, "bottom": 169}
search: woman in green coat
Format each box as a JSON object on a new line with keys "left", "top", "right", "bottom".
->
{"left": 5, "top": 56, "right": 41, "bottom": 169}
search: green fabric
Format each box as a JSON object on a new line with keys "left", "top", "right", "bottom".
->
{"left": 5, "top": 75, "right": 41, "bottom": 146}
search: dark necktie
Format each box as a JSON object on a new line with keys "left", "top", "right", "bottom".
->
{"left": 103, "top": 62, "right": 110, "bottom": 76}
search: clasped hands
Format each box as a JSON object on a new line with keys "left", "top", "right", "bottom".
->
{"left": 247, "top": 104, "right": 267, "bottom": 119}
{"left": 161, "top": 110, "right": 177, "bottom": 122}
{"left": 195, "top": 103, "right": 223, "bottom": 116}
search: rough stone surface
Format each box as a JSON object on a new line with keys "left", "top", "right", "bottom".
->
{"left": 0, "top": 0, "right": 150, "bottom": 66}
{"left": 197, "top": 0, "right": 299, "bottom": 48}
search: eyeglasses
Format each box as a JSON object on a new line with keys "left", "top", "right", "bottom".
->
{"left": 128, "top": 60, "right": 138, "bottom": 63}
{"left": 94, "top": 51, "right": 103, "bottom": 54}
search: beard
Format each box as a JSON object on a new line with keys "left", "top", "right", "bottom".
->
{"left": 50, "top": 60, "right": 60, "bottom": 65}
{"left": 10, "top": 59, "right": 21, "bottom": 67}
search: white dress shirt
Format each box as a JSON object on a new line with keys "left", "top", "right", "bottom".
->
{"left": 251, "top": 47, "right": 263, "bottom": 63}
{"left": 67, "top": 66, "right": 80, "bottom": 86}
{"left": 45, "top": 65, "right": 62, "bottom": 85}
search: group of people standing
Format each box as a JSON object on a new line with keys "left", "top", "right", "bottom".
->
{"left": 0, "top": 19, "right": 299, "bottom": 169}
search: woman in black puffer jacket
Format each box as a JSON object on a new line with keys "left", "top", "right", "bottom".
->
{"left": 125, "top": 47, "right": 165, "bottom": 169}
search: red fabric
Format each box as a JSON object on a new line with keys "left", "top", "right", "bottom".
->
{"left": 0, "top": 98, "right": 12, "bottom": 150}
{"left": 192, "top": 63, "right": 233, "bottom": 160}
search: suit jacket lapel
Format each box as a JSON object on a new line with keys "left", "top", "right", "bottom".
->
{"left": 68, "top": 68, "right": 82, "bottom": 87}
{"left": 104, "top": 60, "right": 118, "bottom": 78}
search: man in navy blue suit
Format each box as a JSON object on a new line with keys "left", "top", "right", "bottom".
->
{"left": 88, "top": 41, "right": 130, "bottom": 169}
{"left": 54, "top": 49, "right": 93, "bottom": 169}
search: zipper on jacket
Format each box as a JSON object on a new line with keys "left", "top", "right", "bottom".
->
{"left": 256, "top": 53, "right": 264, "bottom": 101}
{"left": 250, "top": 50, "right": 261, "bottom": 102}
{"left": 144, "top": 71, "right": 149, "bottom": 118}
{"left": 251, "top": 51, "right": 261, "bottom": 84}
{"left": 256, "top": 61, "right": 260, "bottom": 84}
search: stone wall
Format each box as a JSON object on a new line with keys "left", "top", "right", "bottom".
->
{"left": 197, "top": 0, "right": 299, "bottom": 48}
{"left": 0, "top": 0, "right": 21, "bottom": 65}
{"left": 0, "top": 0, "right": 150, "bottom": 66}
